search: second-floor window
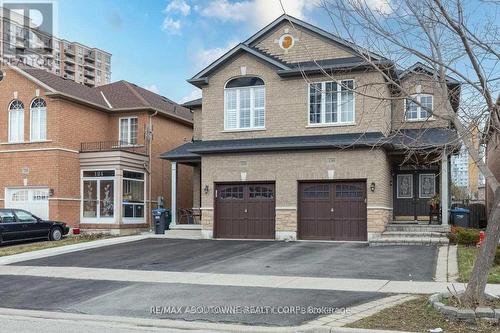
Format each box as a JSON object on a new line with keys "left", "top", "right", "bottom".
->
{"left": 8, "top": 100, "right": 24, "bottom": 143}
{"left": 309, "top": 80, "right": 355, "bottom": 125}
{"left": 119, "top": 117, "right": 138, "bottom": 145}
{"left": 405, "top": 94, "right": 433, "bottom": 121}
{"left": 30, "top": 98, "right": 47, "bottom": 141}
{"left": 224, "top": 77, "right": 265, "bottom": 130}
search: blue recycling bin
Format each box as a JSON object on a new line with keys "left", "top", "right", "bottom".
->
{"left": 450, "top": 208, "right": 470, "bottom": 228}
{"left": 152, "top": 208, "right": 171, "bottom": 234}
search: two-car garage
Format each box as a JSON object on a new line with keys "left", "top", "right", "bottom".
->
{"left": 214, "top": 181, "right": 367, "bottom": 241}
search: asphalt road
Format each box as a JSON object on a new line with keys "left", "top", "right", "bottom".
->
{"left": 0, "top": 275, "right": 386, "bottom": 326}
{"left": 13, "top": 238, "right": 438, "bottom": 281}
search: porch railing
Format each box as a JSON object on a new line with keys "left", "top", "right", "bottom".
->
{"left": 80, "top": 140, "right": 148, "bottom": 155}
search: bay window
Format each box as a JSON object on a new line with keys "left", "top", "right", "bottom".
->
{"left": 405, "top": 94, "right": 433, "bottom": 121}
{"left": 30, "top": 98, "right": 47, "bottom": 141}
{"left": 119, "top": 117, "right": 138, "bottom": 145}
{"left": 122, "top": 171, "right": 144, "bottom": 219}
{"left": 224, "top": 77, "right": 265, "bottom": 130}
{"left": 309, "top": 80, "right": 354, "bottom": 125}
{"left": 8, "top": 100, "right": 24, "bottom": 143}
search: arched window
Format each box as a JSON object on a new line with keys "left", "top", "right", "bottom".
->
{"left": 8, "top": 100, "right": 24, "bottom": 143}
{"left": 30, "top": 98, "right": 47, "bottom": 141}
{"left": 224, "top": 76, "right": 265, "bottom": 130}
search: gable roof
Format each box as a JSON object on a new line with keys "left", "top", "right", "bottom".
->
{"left": 399, "top": 62, "right": 460, "bottom": 84}
{"left": 245, "top": 14, "right": 385, "bottom": 61}
{"left": 188, "top": 43, "right": 290, "bottom": 86}
{"left": 14, "top": 66, "right": 192, "bottom": 124}
{"left": 188, "top": 14, "right": 389, "bottom": 88}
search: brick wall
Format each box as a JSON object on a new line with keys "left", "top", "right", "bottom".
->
{"left": 252, "top": 21, "right": 354, "bottom": 63}
{"left": 200, "top": 149, "right": 392, "bottom": 235}
{"left": 392, "top": 73, "right": 451, "bottom": 130}
{"left": 151, "top": 115, "right": 193, "bottom": 210}
{"left": 201, "top": 53, "right": 392, "bottom": 141}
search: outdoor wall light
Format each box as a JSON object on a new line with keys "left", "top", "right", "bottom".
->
{"left": 370, "top": 182, "right": 376, "bottom": 192}
{"left": 203, "top": 185, "right": 209, "bottom": 195}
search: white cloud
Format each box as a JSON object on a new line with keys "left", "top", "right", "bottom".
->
{"left": 191, "top": 40, "right": 239, "bottom": 72}
{"left": 166, "top": 0, "right": 191, "bottom": 16}
{"left": 179, "top": 89, "right": 202, "bottom": 104}
{"left": 161, "top": 17, "right": 182, "bottom": 34}
{"left": 144, "top": 84, "right": 160, "bottom": 94}
{"left": 199, "top": 0, "right": 317, "bottom": 29}
{"left": 353, "top": 0, "right": 393, "bottom": 14}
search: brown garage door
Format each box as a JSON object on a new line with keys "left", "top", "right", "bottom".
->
{"left": 299, "top": 181, "right": 367, "bottom": 241}
{"left": 215, "top": 183, "right": 275, "bottom": 239}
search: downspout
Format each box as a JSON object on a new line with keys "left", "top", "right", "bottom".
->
{"left": 147, "top": 110, "right": 158, "bottom": 232}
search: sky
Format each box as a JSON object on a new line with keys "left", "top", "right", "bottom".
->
{"left": 54, "top": 0, "right": 353, "bottom": 103}
{"left": 53, "top": 0, "right": 495, "bottom": 105}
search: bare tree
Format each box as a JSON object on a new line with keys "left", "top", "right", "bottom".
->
{"left": 300, "top": 0, "right": 499, "bottom": 303}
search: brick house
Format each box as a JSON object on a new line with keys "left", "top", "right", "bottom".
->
{"left": 0, "top": 63, "right": 193, "bottom": 234}
{"left": 162, "top": 15, "right": 461, "bottom": 242}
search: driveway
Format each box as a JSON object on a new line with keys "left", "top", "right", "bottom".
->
{"left": 12, "top": 238, "right": 437, "bottom": 281}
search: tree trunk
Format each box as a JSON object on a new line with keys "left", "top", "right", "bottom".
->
{"left": 462, "top": 188, "right": 500, "bottom": 303}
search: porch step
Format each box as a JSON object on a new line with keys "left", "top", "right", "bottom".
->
{"left": 384, "top": 224, "right": 450, "bottom": 233}
{"left": 370, "top": 236, "right": 449, "bottom": 246}
{"left": 370, "top": 223, "right": 450, "bottom": 246}
{"left": 164, "top": 226, "right": 202, "bottom": 239}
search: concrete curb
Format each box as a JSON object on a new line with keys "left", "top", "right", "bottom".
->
{"left": 0, "top": 234, "right": 151, "bottom": 265}
{"left": 447, "top": 245, "right": 459, "bottom": 282}
{"left": 0, "top": 307, "right": 419, "bottom": 333}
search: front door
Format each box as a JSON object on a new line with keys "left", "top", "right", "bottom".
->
{"left": 393, "top": 170, "right": 439, "bottom": 221}
{"left": 81, "top": 172, "right": 115, "bottom": 223}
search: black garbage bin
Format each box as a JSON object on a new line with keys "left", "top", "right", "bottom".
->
{"left": 451, "top": 208, "right": 470, "bottom": 228}
{"left": 152, "top": 208, "right": 168, "bottom": 234}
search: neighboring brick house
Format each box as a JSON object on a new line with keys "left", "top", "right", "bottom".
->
{"left": 0, "top": 63, "right": 193, "bottom": 234}
{"left": 162, "top": 15, "right": 461, "bottom": 242}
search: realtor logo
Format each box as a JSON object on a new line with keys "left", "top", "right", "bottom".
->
{"left": 1, "top": 1, "right": 54, "bottom": 63}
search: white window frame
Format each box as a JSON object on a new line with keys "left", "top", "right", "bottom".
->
{"left": 8, "top": 100, "right": 24, "bottom": 143}
{"left": 224, "top": 81, "right": 266, "bottom": 131}
{"left": 30, "top": 98, "right": 47, "bottom": 142}
{"left": 307, "top": 79, "right": 356, "bottom": 126}
{"left": 122, "top": 169, "right": 146, "bottom": 223}
{"left": 119, "top": 117, "right": 138, "bottom": 146}
{"left": 404, "top": 94, "right": 434, "bottom": 121}
{"left": 80, "top": 169, "right": 117, "bottom": 224}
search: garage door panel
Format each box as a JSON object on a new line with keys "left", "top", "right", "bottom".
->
{"left": 299, "top": 181, "right": 367, "bottom": 241}
{"left": 215, "top": 183, "right": 275, "bottom": 239}
{"left": 5, "top": 188, "right": 49, "bottom": 220}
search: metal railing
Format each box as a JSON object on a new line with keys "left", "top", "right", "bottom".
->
{"left": 80, "top": 141, "right": 147, "bottom": 155}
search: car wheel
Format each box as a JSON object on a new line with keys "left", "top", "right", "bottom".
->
{"left": 49, "top": 227, "right": 63, "bottom": 241}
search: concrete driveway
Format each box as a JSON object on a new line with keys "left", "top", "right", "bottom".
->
{"left": 13, "top": 238, "right": 437, "bottom": 281}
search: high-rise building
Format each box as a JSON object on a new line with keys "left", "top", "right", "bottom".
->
{"left": 0, "top": 7, "right": 111, "bottom": 87}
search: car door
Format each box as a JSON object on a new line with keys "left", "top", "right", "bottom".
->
{"left": 13, "top": 210, "right": 42, "bottom": 239}
{"left": 0, "top": 210, "right": 20, "bottom": 242}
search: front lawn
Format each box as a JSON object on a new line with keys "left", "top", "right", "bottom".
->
{"left": 0, "top": 234, "right": 115, "bottom": 257}
{"left": 346, "top": 296, "right": 499, "bottom": 333}
{"left": 458, "top": 245, "right": 500, "bottom": 284}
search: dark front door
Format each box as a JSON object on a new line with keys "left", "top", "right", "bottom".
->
{"left": 215, "top": 183, "right": 275, "bottom": 239}
{"left": 393, "top": 170, "right": 439, "bottom": 221}
{"left": 298, "top": 181, "right": 367, "bottom": 241}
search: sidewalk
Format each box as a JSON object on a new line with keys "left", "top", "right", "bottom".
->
{"left": 1, "top": 265, "right": 499, "bottom": 295}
